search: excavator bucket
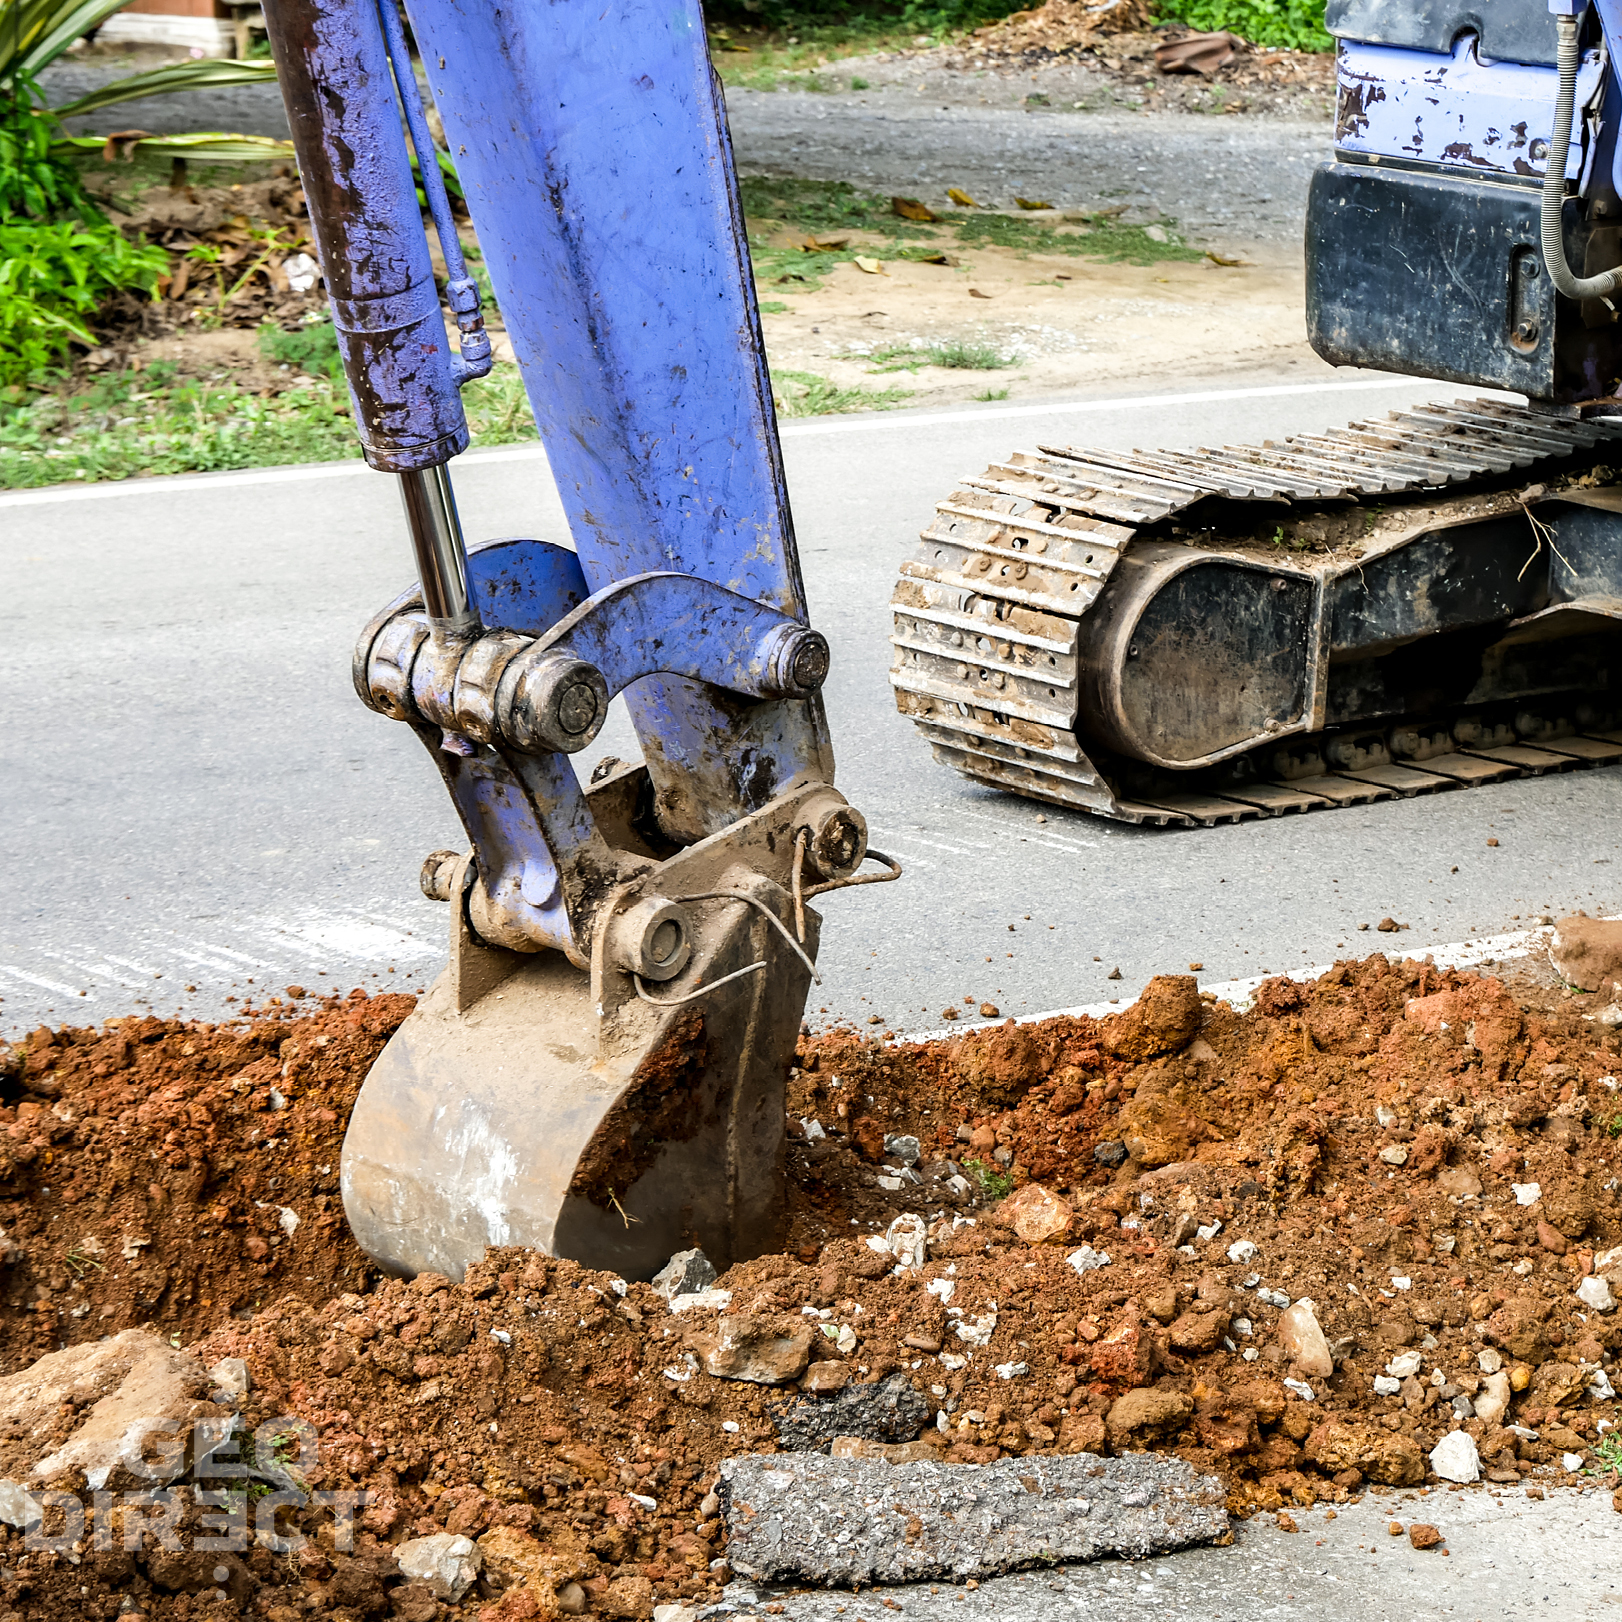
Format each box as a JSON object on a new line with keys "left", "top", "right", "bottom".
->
{"left": 260, "top": 0, "right": 894, "bottom": 1281}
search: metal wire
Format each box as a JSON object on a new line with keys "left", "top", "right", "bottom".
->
{"left": 791, "top": 827, "right": 810, "bottom": 943}
{"left": 802, "top": 849, "right": 903, "bottom": 899}
{"left": 631, "top": 886, "right": 823, "bottom": 1006}
{"left": 633, "top": 960, "right": 766, "bottom": 1007}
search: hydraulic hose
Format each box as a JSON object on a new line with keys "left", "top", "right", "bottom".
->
{"left": 1542, "top": 13, "right": 1622, "bottom": 300}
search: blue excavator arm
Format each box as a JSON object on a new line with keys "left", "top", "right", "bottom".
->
{"left": 260, "top": 0, "right": 895, "bottom": 1281}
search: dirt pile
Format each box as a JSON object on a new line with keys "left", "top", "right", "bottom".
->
{"left": 0, "top": 955, "right": 1617, "bottom": 1619}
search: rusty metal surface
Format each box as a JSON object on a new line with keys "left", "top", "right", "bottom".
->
{"left": 890, "top": 399, "right": 1622, "bottom": 827}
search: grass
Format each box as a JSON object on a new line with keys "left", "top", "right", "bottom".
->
{"left": 963, "top": 1157, "right": 1015, "bottom": 1200}
{"left": 974, "top": 386, "right": 1010, "bottom": 401}
{"left": 706, "top": 19, "right": 938, "bottom": 91}
{"left": 0, "top": 357, "right": 543, "bottom": 490}
{"left": 866, "top": 339, "right": 1015, "bottom": 373}
{"left": 1584, "top": 1428, "right": 1622, "bottom": 1476}
{"left": 772, "top": 368, "right": 913, "bottom": 416}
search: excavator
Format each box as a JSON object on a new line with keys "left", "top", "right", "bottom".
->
{"left": 261, "top": 0, "right": 897, "bottom": 1282}
{"left": 891, "top": 0, "right": 1622, "bottom": 826}
{"left": 267, "top": 0, "right": 1616, "bottom": 1283}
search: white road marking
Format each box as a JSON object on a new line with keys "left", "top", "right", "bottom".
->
{"left": 0, "top": 377, "right": 1471, "bottom": 509}
{"left": 891, "top": 922, "right": 1556, "bottom": 1041}
{"left": 0, "top": 964, "right": 88, "bottom": 999}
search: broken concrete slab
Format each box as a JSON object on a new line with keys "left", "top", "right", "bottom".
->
{"left": 719, "top": 1450, "right": 1228, "bottom": 1585}
{"left": 0, "top": 1329, "right": 223, "bottom": 1509}
{"left": 768, "top": 1371, "right": 932, "bottom": 1453}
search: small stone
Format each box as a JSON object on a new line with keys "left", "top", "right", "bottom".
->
{"left": 881, "top": 1213, "right": 929, "bottom": 1270}
{"left": 1536, "top": 1220, "right": 1567, "bottom": 1256}
{"left": 883, "top": 1134, "right": 921, "bottom": 1165}
{"left": 653, "top": 1249, "right": 718, "bottom": 1303}
{"left": 1435, "top": 1167, "right": 1483, "bottom": 1197}
{"left": 1378, "top": 1144, "right": 1409, "bottom": 1166}
{"left": 1066, "top": 1245, "right": 1112, "bottom": 1277}
{"left": 1577, "top": 1275, "right": 1615, "bottom": 1313}
{"left": 1548, "top": 914, "right": 1622, "bottom": 993}
{"left": 1474, "top": 1370, "right": 1511, "bottom": 1427}
{"left": 1093, "top": 1140, "right": 1128, "bottom": 1168}
{"left": 1428, "top": 1430, "right": 1480, "bottom": 1484}
{"left": 1105, "top": 1387, "right": 1193, "bottom": 1442}
{"left": 1303, "top": 1421, "right": 1425, "bottom": 1485}
{"left": 1226, "top": 1239, "right": 1258, "bottom": 1264}
{"left": 1510, "top": 1364, "right": 1532, "bottom": 1392}
{"left": 690, "top": 1316, "right": 813, "bottom": 1384}
{"left": 1001, "top": 1183, "right": 1073, "bottom": 1245}
{"left": 1374, "top": 1375, "right": 1401, "bottom": 1396}
{"left": 979, "top": 1003, "right": 999, "bottom": 1018}
{"left": 803, "top": 1361, "right": 850, "bottom": 1394}
{"left": 668, "top": 1287, "right": 733, "bottom": 1313}
{"left": 1408, "top": 1522, "right": 1442, "bottom": 1550}
{"left": 1386, "top": 1350, "right": 1424, "bottom": 1379}
{"left": 396, "top": 1533, "right": 482, "bottom": 1601}
{"left": 1277, "top": 1300, "right": 1334, "bottom": 1378}
{"left": 207, "top": 1356, "right": 251, "bottom": 1399}
{"left": 1377, "top": 917, "right": 1400, "bottom": 932}
{"left": 1388, "top": 1521, "right": 1404, "bottom": 1536}
{"left": 1512, "top": 1182, "right": 1541, "bottom": 1206}
{"left": 284, "top": 985, "right": 305, "bottom": 999}
{"left": 1276, "top": 1511, "right": 1297, "bottom": 1532}
{"left": 1477, "top": 1349, "right": 1503, "bottom": 1374}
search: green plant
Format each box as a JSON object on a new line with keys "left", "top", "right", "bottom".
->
{"left": 867, "top": 338, "right": 1016, "bottom": 372}
{"left": 758, "top": 299, "right": 791, "bottom": 314}
{"left": 1605, "top": 1113, "right": 1622, "bottom": 1139}
{"left": 851, "top": 75, "right": 869, "bottom": 88}
{"left": 770, "top": 368, "right": 912, "bottom": 417}
{"left": 963, "top": 1157, "right": 1014, "bottom": 1199}
{"left": 0, "top": 216, "right": 165, "bottom": 380}
{"left": 974, "top": 386, "right": 1009, "bottom": 401}
{"left": 1584, "top": 1427, "right": 1622, "bottom": 1474}
{"left": 257, "top": 314, "right": 344, "bottom": 381}
{"left": 1153, "top": 0, "right": 1334, "bottom": 52}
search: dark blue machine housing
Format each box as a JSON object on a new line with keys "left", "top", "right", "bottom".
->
{"left": 1308, "top": 0, "right": 1622, "bottom": 402}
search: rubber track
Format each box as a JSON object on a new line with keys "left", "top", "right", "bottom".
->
{"left": 889, "top": 398, "right": 1622, "bottom": 826}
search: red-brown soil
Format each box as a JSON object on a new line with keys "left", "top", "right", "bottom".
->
{"left": 0, "top": 953, "right": 1617, "bottom": 1620}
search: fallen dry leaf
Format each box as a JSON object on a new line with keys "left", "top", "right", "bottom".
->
{"left": 801, "top": 235, "right": 849, "bottom": 251}
{"left": 969, "top": 287, "right": 993, "bottom": 299}
{"left": 1154, "top": 30, "right": 1238, "bottom": 75}
{"left": 1015, "top": 196, "right": 1055, "bottom": 211}
{"left": 854, "top": 256, "right": 886, "bottom": 275}
{"left": 1204, "top": 250, "right": 1248, "bottom": 266}
{"left": 914, "top": 252, "right": 960, "bottom": 266}
{"left": 947, "top": 187, "right": 978, "bottom": 207}
{"left": 891, "top": 196, "right": 939, "bottom": 222}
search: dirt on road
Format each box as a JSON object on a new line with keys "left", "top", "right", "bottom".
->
{"left": 0, "top": 948, "right": 1617, "bottom": 1619}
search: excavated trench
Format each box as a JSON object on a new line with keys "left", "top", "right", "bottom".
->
{"left": 0, "top": 952, "right": 1617, "bottom": 1619}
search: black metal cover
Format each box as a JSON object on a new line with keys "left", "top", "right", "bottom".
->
{"left": 1308, "top": 161, "right": 1560, "bottom": 395}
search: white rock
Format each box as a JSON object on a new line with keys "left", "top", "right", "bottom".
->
{"left": 283, "top": 251, "right": 320, "bottom": 292}
{"left": 1594, "top": 1244, "right": 1622, "bottom": 1275}
{"left": 1373, "top": 1376, "right": 1402, "bottom": 1396}
{"left": 883, "top": 1213, "right": 929, "bottom": 1271}
{"left": 654, "top": 1607, "right": 699, "bottom": 1622}
{"left": 1282, "top": 1378, "right": 1315, "bottom": 1401}
{"left": 1257, "top": 1287, "right": 1290, "bottom": 1309}
{"left": 1066, "top": 1246, "right": 1111, "bottom": 1277}
{"left": 396, "top": 1533, "right": 482, "bottom": 1601}
{"left": 877, "top": 1176, "right": 906, "bottom": 1192}
{"left": 1475, "top": 1371, "right": 1512, "bottom": 1428}
{"left": 1242, "top": 1348, "right": 1259, "bottom": 1362}
{"left": 1577, "top": 1275, "right": 1615, "bottom": 1313}
{"left": 993, "top": 1361, "right": 1028, "bottom": 1380}
{"left": 1429, "top": 1430, "right": 1480, "bottom": 1484}
{"left": 653, "top": 1249, "right": 718, "bottom": 1302}
{"left": 1563, "top": 1452, "right": 1585, "bottom": 1473}
{"left": 1589, "top": 1367, "right": 1616, "bottom": 1400}
{"left": 1390, "top": 1276, "right": 1411, "bottom": 1291}
{"left": 954, "top": 1312, "right": 998, "bottom": 1347}
{"left": 1379, "top": 1145, "right": 1409, "bottom": 1166}
{"left": 1277, "top": 1300, "right": 1334, "bottom": 1378}
{"left": 802, "top": 1119, "right": 826, "bottom": 1143}
{"left": 1226, "top": 1240, "right": 1258, "bottom": 1265}
{"left": 927, "top": 1278, "right": 955, "bottom": 1304}
{"left": 667, "top": 1289, "right": 733, "bottom": 1314}
{"left": 1387, "top": 1351, "right": 1424, "bottom": 1379}
{"left": 0, "top": 1481, "right": 40, "bottom": 1530}
{"left": 1478, "top": 1349, "right": 1503, "bottom": 1373}
{"left": 1512, "top": 1182, "right": 1541, "bottom": 1206}
{"left": 884, "top": 1134, "right": 921, "bottom": 1165}
{"left": 1196, "top": 1221, "right": 1222, "bottom": 1241}
{"left": 208, "top": 1357, "right": 251, "bottom": 1399}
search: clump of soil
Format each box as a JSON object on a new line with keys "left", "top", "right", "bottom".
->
{"left": 0, "top": 955, "right": 1618, "bottom": 1620}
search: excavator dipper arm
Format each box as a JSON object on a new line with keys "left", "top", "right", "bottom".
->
{"left": 260, "top": 0, "right": 893, "bottom": 1279}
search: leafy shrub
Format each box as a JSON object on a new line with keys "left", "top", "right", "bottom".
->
{"left": 1155, "top": 0, "right": 1333, "bottom": 51}
{"left": 0, "top": 217, "right": 166, "bottom": 383}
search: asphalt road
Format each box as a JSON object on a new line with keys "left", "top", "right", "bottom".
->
{"left": 42, "top": 67, "right": 1322, "bottom": 245}
{"left": 732, "top": 1487, "right": 1622, "bottom": 1622}
{"left": 4, "top": 368, "right": 1617, "bottom": 1039}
